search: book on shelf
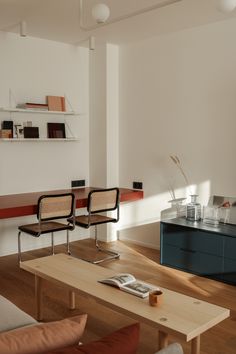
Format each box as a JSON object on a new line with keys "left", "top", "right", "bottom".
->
{"left": 98, "top": 273, "right": 159, "bottom": 298}
{"left": 47, "top": 96, "right": 66, "bottom": 112}
{"left": 16, "top": 103, "right": 49, "bottom": 111}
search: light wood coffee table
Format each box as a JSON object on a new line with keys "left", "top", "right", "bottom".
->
{"left": 20, "top": 254, "right": 230, "bottom": 354}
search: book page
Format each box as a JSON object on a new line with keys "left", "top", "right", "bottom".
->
{"left": 99, "top": 273, "right": 136, "bottom": 288}
{"left": 121, "top": 281, "right": 159, "bottom": 298}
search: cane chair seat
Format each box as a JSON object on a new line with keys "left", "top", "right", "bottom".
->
{"left": 18, "top": 193, "right": 75, "bottom": 263}
{"left": 68, "top": 215, "right": 117, "bottom": 228}
{"left": 19, "top": 222, "right": 74, "bottom": 237}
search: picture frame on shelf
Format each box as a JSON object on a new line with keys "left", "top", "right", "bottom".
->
{"left": 47, "top": 123, "right": 66, "bottom": 138}
{"left": 23, "top": 127, "right": 39, "bottom": 139}
{"left": 47, "top": 96, "right": 66, "bottom": 112}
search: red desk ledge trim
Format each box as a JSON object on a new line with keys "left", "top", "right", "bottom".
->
{"left": 0, "top": 187, "right": 143, "bottom": 219}
{"left": 119, "top": 189, "right": 143, "bottom": 202}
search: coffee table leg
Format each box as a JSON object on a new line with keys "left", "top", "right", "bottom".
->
{"left": 191, "top": 335, "right": 200, "bottom": 354}
{"left": 69, "top": 291, "right": 75, "bottom": 310}
{"left": 35, "top": 275, "right": 43, "bottom": 321}
{"left": 158, "top": 330, "right": 169, "bottom": 350}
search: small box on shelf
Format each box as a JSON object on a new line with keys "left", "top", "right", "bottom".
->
{"left": 2, "top": 120, "right": 13, "bottom": 137}
{"left": 0, "top": 129, "right": 12, "bottom": 138}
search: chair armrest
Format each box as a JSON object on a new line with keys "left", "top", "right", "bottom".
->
{"left": 154, "top": 343, "right": 183, "bottom": 354}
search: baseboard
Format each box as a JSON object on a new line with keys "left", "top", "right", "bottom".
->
{"left": 118, "top": 217, "right": 160, "bottom": 231}
{"left": 0, "top": 234, "right": 89, "bottom": 257}
{"left": 118, "top": 236, "right": 160, "bottom": 250}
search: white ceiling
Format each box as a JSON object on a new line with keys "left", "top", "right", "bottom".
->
{"left": 0, "top": 0, "right": 236, "bottom": 45}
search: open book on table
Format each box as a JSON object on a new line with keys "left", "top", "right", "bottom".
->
{"left": 98, "top": 273, "right": 159, "bottom": 298}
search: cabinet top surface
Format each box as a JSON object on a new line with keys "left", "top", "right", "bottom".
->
{"left": 161, "top": 217, "right": 236, "bottom": 238}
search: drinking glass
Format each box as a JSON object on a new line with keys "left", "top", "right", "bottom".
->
{"left": 203, "top": 206, "right": 220, "bottom": 226}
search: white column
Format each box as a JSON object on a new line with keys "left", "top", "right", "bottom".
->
{"left": 89, "top": 42, "right": 119, "bottom": 242}
{"left": 106, "top": 43, "right": 119, "bottom": 187}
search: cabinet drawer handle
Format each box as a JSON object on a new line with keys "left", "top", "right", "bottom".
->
{"left": 180, "top": 248, "right": 196, "bottom": 254}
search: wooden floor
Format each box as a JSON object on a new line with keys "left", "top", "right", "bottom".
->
{"left": 0, "top": 239, "right": 235, "bottom": 354}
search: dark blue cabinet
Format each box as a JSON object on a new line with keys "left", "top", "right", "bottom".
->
{"left": 162, "top": 243, "right": 223, "bottom": 276}
{"left": 160, "top": 218, "right": 236, "bottom": 285}
{"left": 222, "top": 237, "right": 236, "bottom": 284}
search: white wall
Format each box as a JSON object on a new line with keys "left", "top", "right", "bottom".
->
{"left": 118, "top": 18, "right": 236, "bottom": 248}
{"left": 0, "top": 32, "right": 89, "bottom": 255}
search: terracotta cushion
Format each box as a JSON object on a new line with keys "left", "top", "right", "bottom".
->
{"left": 46, "top": 323, "right": 140, "bottom": 354}
{"left": 0, "top": 314, "right": 87, "bottom": 354}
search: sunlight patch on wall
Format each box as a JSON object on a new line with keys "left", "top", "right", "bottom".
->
{"left": 118, "top": 179, "right": 211, "bottom": 230}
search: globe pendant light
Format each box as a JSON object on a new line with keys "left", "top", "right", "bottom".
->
{"left": 79, "top": 0, "right": 183, "bottom": 31}
{"left": 92, "top": 3, "right": 110, "bottom": 24}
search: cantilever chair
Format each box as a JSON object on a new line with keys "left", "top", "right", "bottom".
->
{"left": 18, "top": 193, "right": 75, "bottom": 263}
{"left": 68, "top": 187, "right": 120, "bottom": 264}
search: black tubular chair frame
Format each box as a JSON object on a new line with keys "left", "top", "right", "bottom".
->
{"left": 18, "top": 193, "right": 75, "bottom": 264}
{"left": 71, "top": 187, "right": 120, "bottom": 264}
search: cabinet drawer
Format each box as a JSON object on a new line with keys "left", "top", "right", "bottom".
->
{"left": 161, "top": 244, "right": 223, "bottom": 276}
{"left": 161, "top": 223, "right": 223, "bottom": 256}
{"left": 222, "top": 258, "right": 236, "bottom": 284}
{"left": 224, "top": 237, "right": 236, "bottom": 260}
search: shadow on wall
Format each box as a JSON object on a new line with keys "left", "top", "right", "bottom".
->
{"left": 118, "top": 221, "right": 160, "bottom": 250}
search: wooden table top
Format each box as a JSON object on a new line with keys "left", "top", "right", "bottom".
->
{"left": 0, "top": 187, "right": 143, "bottom": 219}
{"left": 20, "top": 253, "right": 230, "bottom": 342}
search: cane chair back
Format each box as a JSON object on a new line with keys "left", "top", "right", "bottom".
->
{"left": 88, "top": 188, "right": 119, "bottom": 214}
{"left": 38, "top": 194, "right": 74, "bottom": 222}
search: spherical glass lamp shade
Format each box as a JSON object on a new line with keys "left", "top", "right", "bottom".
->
{"left": 216, "top": 0, "right": 236, "bottom": 13}
{"left": 92, "top": 3, "right": 110, "bottom": 23}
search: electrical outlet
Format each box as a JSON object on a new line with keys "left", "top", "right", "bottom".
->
{"left": 133, "top": 181, "right": 143, "bottom": 190}
{"left": 71, "top": 179, "right": 85, "bottom": 188}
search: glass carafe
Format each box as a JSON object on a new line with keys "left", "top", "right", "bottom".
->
{"left": 186, "top": 195, "right": 201, "bottom": 221}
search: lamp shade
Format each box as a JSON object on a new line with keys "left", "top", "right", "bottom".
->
{"left": 92, "top": 3, "right": 110, "bottom": 23}
{"left": 216, "top": 0, "right": 236, "bottom": 13}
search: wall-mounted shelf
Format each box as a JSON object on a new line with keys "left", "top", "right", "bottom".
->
{"left": 0, "top": 93, "right": 82, "bottom": 140}
{"left": 0, "top": 107, "right": 80, "bottom": 115}
{"left": 0, "top": 138, "right": 79, "bottom": 142}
